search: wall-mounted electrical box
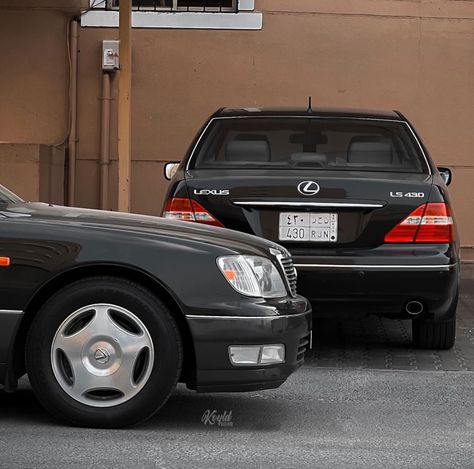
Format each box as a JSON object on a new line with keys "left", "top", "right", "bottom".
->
{"left": 102, "top": 40, "right": 119, "bottom": 71}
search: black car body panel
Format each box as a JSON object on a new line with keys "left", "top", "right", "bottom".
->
{"left": 164, "top": 107, "right": 460, "bottom": 322}
{"left": 185, "top": 169, "right": 433, "bottom": 247}
{"left": 0, "top": 194, "right": 311, "bottom": 391}
{"left": 188, "top": 311, "right": 311, "bottom": 392}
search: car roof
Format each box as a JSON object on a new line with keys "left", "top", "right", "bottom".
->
{"left": 213, "top": 107, "right": 403, "bottom": 121}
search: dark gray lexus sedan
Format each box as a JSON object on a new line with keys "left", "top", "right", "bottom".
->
{"left": 0, "top": 184, "right": 311, "bottom": 428}
{"left": 163, "top": 107, "right": 459, "bottom": 350}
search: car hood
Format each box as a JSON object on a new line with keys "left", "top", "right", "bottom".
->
{"left": 1, "top": 202, "right": 287, "bottom": 257}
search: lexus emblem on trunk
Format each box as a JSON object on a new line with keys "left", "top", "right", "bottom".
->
{"left": 297, "top": 181, "right": 320, "bottom": 196}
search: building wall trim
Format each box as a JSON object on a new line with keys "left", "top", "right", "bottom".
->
{"left": 82, "top": 0, "right": 261, "bottom": 30}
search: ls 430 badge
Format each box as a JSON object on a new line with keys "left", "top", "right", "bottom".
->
{"left": 390, "top": 192, "right": 425, "bottom": 198}
{"left": 194, "top": 189, "right": 230, "bottom": 196}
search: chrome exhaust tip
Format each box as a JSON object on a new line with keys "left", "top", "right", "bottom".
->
{"left": 405, "top": 300, "right": 424, "bottom": 316}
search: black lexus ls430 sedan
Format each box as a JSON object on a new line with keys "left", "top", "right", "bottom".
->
{"left": 0, "top": 184, "right": 311, "bottom": 427}
{"left": 163, "top": 107, "right": 460, "bottom": 350}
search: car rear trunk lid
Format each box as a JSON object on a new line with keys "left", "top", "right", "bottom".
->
{"left": 184, "top": 169, "right": 433, "bottom": 250}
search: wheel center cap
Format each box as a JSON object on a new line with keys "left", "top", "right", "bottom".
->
{"left": 84, "top": 340, "right": 121, "bottom": 376}
{"left": 94, "top": 347, "right": 110, "bottom": 364}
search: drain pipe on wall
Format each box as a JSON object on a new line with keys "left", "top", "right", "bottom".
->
{"left": 99, "top": 72, "right": 112, "bottom": 210}
{"left": 67, "top": 18, "right": 79, "bottom": 206}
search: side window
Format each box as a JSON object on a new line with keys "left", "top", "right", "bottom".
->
{"left": 112, "top": 0, "right": 237, "bottom": 12}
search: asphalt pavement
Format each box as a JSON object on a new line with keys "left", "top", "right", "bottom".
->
{"left": 0, "top": 265, "right": 473, "bottom": 468}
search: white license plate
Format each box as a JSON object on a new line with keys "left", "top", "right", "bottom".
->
{"left": 279, "top": 212, "right": 338, "bottom": 242}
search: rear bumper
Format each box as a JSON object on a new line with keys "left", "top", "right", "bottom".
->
{"left": 293, "top": 245, "right": 459, "bottom": 320}
{"left": 185, "top": 296, "right": 312, "bottom": 392}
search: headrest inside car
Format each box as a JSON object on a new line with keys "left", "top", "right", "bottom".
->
{"left": 348, "top": 137, "right": 393, "bottom": 165}
{"left": 225, "top": 134, "right": 271, "bottom": 162}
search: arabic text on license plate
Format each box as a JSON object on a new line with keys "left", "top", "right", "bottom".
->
{"left": 278, "top": 212, "right": 338, "bottom": 242}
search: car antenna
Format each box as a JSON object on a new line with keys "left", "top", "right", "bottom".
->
{"left": 307, "top": 96, "right": 313, "bottom": 114}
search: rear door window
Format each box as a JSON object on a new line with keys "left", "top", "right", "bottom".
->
{"left": 192, "top": 117, "right": 428, "bottom": 173}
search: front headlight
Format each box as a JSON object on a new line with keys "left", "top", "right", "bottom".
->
{"left": 217, "top": 255, "right": 287, "bottom": 298}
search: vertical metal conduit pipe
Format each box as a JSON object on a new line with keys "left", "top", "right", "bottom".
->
{"left": 67, "top": 18, "right": 79, "bottom": 206}
{"left": 99, "top": 73, "right": 112, "bottom": 210}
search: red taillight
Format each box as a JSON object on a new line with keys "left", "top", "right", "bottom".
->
{"left": 416, "top": 203, "right": 454, "bottom": 243}
{"left": 163, "top": 197, "right": 224, "bottom": 227}
{"left": 384, "top": 203, "right": 454, "bottom": 243}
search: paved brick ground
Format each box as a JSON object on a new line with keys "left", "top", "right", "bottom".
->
{"left": 306, "top": 264, "right": 474, "bottom": 371}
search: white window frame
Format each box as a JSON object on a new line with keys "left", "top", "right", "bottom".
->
{"left": 82, "top": 0, "right": 262, "bottom": 30}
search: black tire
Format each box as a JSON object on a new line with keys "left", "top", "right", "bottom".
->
{"left": 26, "top": 276, "right": 183, "bottom": 428}
{"left": 412, "top": 309, "right": 457, "bottom": 350}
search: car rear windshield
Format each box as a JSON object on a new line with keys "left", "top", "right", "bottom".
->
{"left": 191, "top": 117, "right": 428, "bottom": 173}
{"left": 0, "top": 185, "right": 23, "bottom": 204}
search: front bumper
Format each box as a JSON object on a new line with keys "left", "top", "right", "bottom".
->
{"left": 185, "top": 295, "right": 312, "bottom": 392}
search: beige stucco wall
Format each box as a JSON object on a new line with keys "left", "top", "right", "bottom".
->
{"left": 0, "top": 145, "right": 43, "bottom": 201}
{"left": 0, "top": 1, "right": 87, "bottom": 144}
{"left": 1, "top": 0, "right": 473, "bottom": 258}
{"left": 0, "top": 144, "right": 65, "bottom": 203}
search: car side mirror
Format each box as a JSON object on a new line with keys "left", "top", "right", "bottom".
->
{"left": 437, "top": 167, "right": 452, "bottom": 186}
{"left": 164, "top": 162, "right": 180, "bottom": 181}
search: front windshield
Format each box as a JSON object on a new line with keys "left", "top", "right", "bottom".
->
{"left": 192, "top": 117, "right": 427, "bottom": 173}
{"left": 0, "top": 184, "right": 24, "bottom": 204}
